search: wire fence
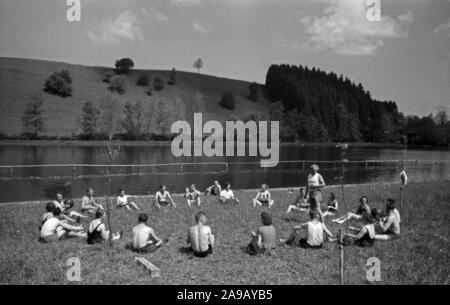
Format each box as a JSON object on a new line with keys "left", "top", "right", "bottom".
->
{"left": 0, "top": 159, "right": 449, "bottom": 181}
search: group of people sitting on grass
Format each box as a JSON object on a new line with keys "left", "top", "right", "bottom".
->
{"left": 38, "top": 164, "right": 401, "bottom": 257}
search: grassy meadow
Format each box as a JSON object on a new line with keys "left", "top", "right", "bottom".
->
{"left": 0, "top": 57, "right": 270, "bottom": 137}
{"left": 0, "top": 181, "right": 449, "bottom": 285}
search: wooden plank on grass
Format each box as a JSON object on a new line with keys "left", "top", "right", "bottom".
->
{"left": 135, "top": 257, "right": 161, "bottom": 278}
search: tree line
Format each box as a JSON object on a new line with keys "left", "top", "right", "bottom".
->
{"left": 265, "top": 64, "right": 449, "bottom": 146}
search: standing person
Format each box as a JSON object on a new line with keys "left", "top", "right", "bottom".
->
{"left": 185, "top": 184, "right": 202, "bottom": 208}
{"left": 375, "top": 199, "right": 401, "bottom": 241}
{"left": 332, "top": 196, "right": 370, "bottom": 224}
{"left": 116, "top": 189, "right": 140, "bottom": 211}
{"left": 286, "top": 188, "right": 309, "bottom": 213}
{"left": 253, "top": 184, "right": 274, "bottom": 208}
{"left": 39, "top": 208, "right": 86, "bottom": 243}
{"left": 306, "top": 164, "right": 326, "bottom": 206}
{"left": 206, "top": 181, "right": 222, "bottom": 196}
{"left": 130, "top": 213, "right": 163, "bottom": 253}
{"left": 187, "top": 212, "right": 215, "bottom": 257}
{"left": 246, "top": 212, "right": 277, "bottom": 256}
{"left": 283, "top": 209, "right": 335, "bottom": 249}
{"left": 86, "top": 209, "right": 121, "bottom": 244}
{"left": 322, "top": 192, "right": 339, "bottom": 217}
{"left": 81, "top": 188, "right": 103, "bottom": 215}
{"left": 155, "top": 185, "right": 176, "bottom": 209}
{"left": 220, "top": 183, "right": 239, "bottom": 204}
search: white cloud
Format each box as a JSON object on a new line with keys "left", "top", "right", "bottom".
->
{"left": 141, "top": 8, "right": 169, "bottom": 25}
{"left": 87, "top": 11, "right": 143, "bottom": 44}
{"left": 433, "top": 18, "right": 450, "bottom": 37}
{"left": 300, "top": 0, "right": 414, "bottom": 56}
{"left": 169, "top": 0, "right": 202, "bottom": 5}
{"left": 193, "top": 22, "right": 208, "bottom": 35}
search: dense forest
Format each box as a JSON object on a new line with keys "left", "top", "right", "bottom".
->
{"left": 265, "top": 64, "right": 449, "bottom": 146}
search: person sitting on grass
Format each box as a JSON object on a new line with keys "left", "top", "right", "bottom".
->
{"left": 246, "top": 212, "right": 277, "bottom": 256}
{"left": 185, "top": 184, "right": 202, "bottom": 208}
{"left": 130, "top": 213, "right": 163, "bottom": 253}
{"left": 283, "top": 209, "right": 335, "bottom": 249}
{"left": 344, "top": 210, "right": 378, "bottom": 248}
{"left": 253, "top": 184, "right": 274, "bottom": 208}
{"left": 286, "top": 188, "right": 309, "bottom": 213}
{"left": 220, "top": 183, "right": 239, "bottom": 204}
{"left": 206, "top": 180, "right": 222, "bottom": 196}
{"left": 322, "top": 192, "right": 339, "bottom": 218}
{"left": 187, "top": 212, "right": 215, "bottom": 258}
{"left": 61, "top": 199, "right": 87, "bottom": 223}
{"left": 81, "top": 188, "right": 104, "bottom": 215}
{"left": 53, "top": 192, "right": 65, "bottom": 210}
{"left": 116, "top": 189, "right": 140, "bottom": 211}
{"left": 87, "top": 209, "right": 121, "bottom": 245}
{"left": 375, "top": 199, "right": 401, "bottom": 241}
{"left": 155, "top": 185, "right": 176, "bottom": 209}
{"left": 332, "top": 196, "right": 370, "bottom": 224}
{"left": 41, "top": 202, "right": 56, "bottom": 227}
{"left": 39, "top": 208, "right": 86, "bottom": 243}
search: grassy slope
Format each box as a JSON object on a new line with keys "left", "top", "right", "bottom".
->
{"left": 0, "top": 181, "right": 449, "bottom": 285}
{"left": 0, "top": 57, "right": 270, "bottom": 137}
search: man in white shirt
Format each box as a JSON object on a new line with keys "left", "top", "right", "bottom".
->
{"left": 220, "top": 183, "right": 239, "bottom": 204}
{"left": 116, "top": 189, "right": 140, "bottom": 211}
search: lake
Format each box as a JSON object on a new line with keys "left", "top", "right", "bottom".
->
{"left": 0, "top": 143, "right": 449, "bottom": 203}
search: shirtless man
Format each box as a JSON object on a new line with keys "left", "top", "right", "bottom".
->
{"left": 155, "top": 185, "right": 176, "bottom": 209}
{"left": 130, "top": 213, "right": 163, "bottom": 253}
{"left": 81, "top": 188, "right": 104, "bottom": 215}
{"left": 185, "top": 184, "right": 202, "bottom": 208}
{"left": 206, "top": 181, "right": 222, "bottom": 196}
{"left": 375, "top": 199, "right": 401, "bottom": 241}
{"left": 187, "top": 212, "right": 215, "bottom": 257}
{"left": 306, "top": 164, "right": 326, "bottom": 206}
{"left": 39, "top": 208, "right": 86, "bottom": 243}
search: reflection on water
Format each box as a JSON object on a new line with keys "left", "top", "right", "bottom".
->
{"left": 0, "top": 144, "right": 449, "bottom": 203}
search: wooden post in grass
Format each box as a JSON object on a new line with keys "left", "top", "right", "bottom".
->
{"left": 135, "top": 257, "right": 161, "bottom": 278}
{"left": 339, "top": 228, "right": 344, "bottom": 285}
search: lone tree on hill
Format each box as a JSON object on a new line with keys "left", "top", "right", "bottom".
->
{"left": 168, "top": 68, "right": 177, "bottom": 85}
{"left": 193, "top": 58, "right": 203, "bottom": 74}
{"left": 115, "top": 58, "right": 134, "bottom": 75}
{"left": 22, "top": 94, "right": 45, "bottom": 138}
{"left": 44, "top": 70, "right": 73, "bottom": 97}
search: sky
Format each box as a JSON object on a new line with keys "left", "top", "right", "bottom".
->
{"left": 0, "top": 0, "right": 449, "bottom": 116}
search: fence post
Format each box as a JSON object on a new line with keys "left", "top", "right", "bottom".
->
{"left": 72, "top": 166, "right": 76, "bottom": 177}
{"left": 9, "top": 167, "right": 13, "bottom": 178}
{"left": 225, "top": 163, "right": 228, "bottom": 172}
{"left": 302, "top": 162, "right": 305, "bottom": 171}
{"left": 339, "top": 228, "right": 344, "bottom": 285}
{"left": 180, "top": 164, "right": 183, "bottom": 173}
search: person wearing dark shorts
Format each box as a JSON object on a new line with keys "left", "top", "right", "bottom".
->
{"left": 130, "top": 213, "right": 163, "bottom": 253}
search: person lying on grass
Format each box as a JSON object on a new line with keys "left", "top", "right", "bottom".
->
{"left": 286, "top": 187, "right": 309, "bottom": 213}
{"left": 130, "top": 213, "right": 163, "bottom": 253}
{"left": 206, "top": 180, "right": 221, "bottom": 196}
{"left": 185, "top": 184, "right": 202, "bottom": 208}
{"left": 332, "top": 195, "right": 370, "bottom": 224}
{"left": 60, "top": 199, "right": 87, "bottom": 223}
{"left": 253, "top": 184, "right": 274, "bottom": 208}
{"left": 374, "top": 198, "right": 401, "bottom": 241}
{"left": 322, "top": 192, "right": 339, "bottom": 218}
{"left": 220, "top": 183, "right": 240, "bottom": 204}
{"left": 187, "top": 211, "right": 215, "bottom": 258}
{"left": 283, "top": 209, "right": 335, "bottom": 249}
{"left": 246, "top": 212, "right": 277, "bottom": 256}
{"left": 155, "top": 185, "right": 176, "bottom": 209}
{"left": 344, "top": 209, "right": 379, "bottom": 248}
{"left": 87, "top": 209, "right": 121, "bottom": 245}
{"left": 39, "top": 208, "right": 86, "bottom": 243}
{"left": 116, "top": 189, "right": 140, "bottom": 211}
{"left": 81, "top": 188, "right": 104, "bottom": 215}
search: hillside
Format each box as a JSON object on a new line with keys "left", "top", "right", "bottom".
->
{"left": 0, "top": 57, "right": 271, "bottom": 137}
